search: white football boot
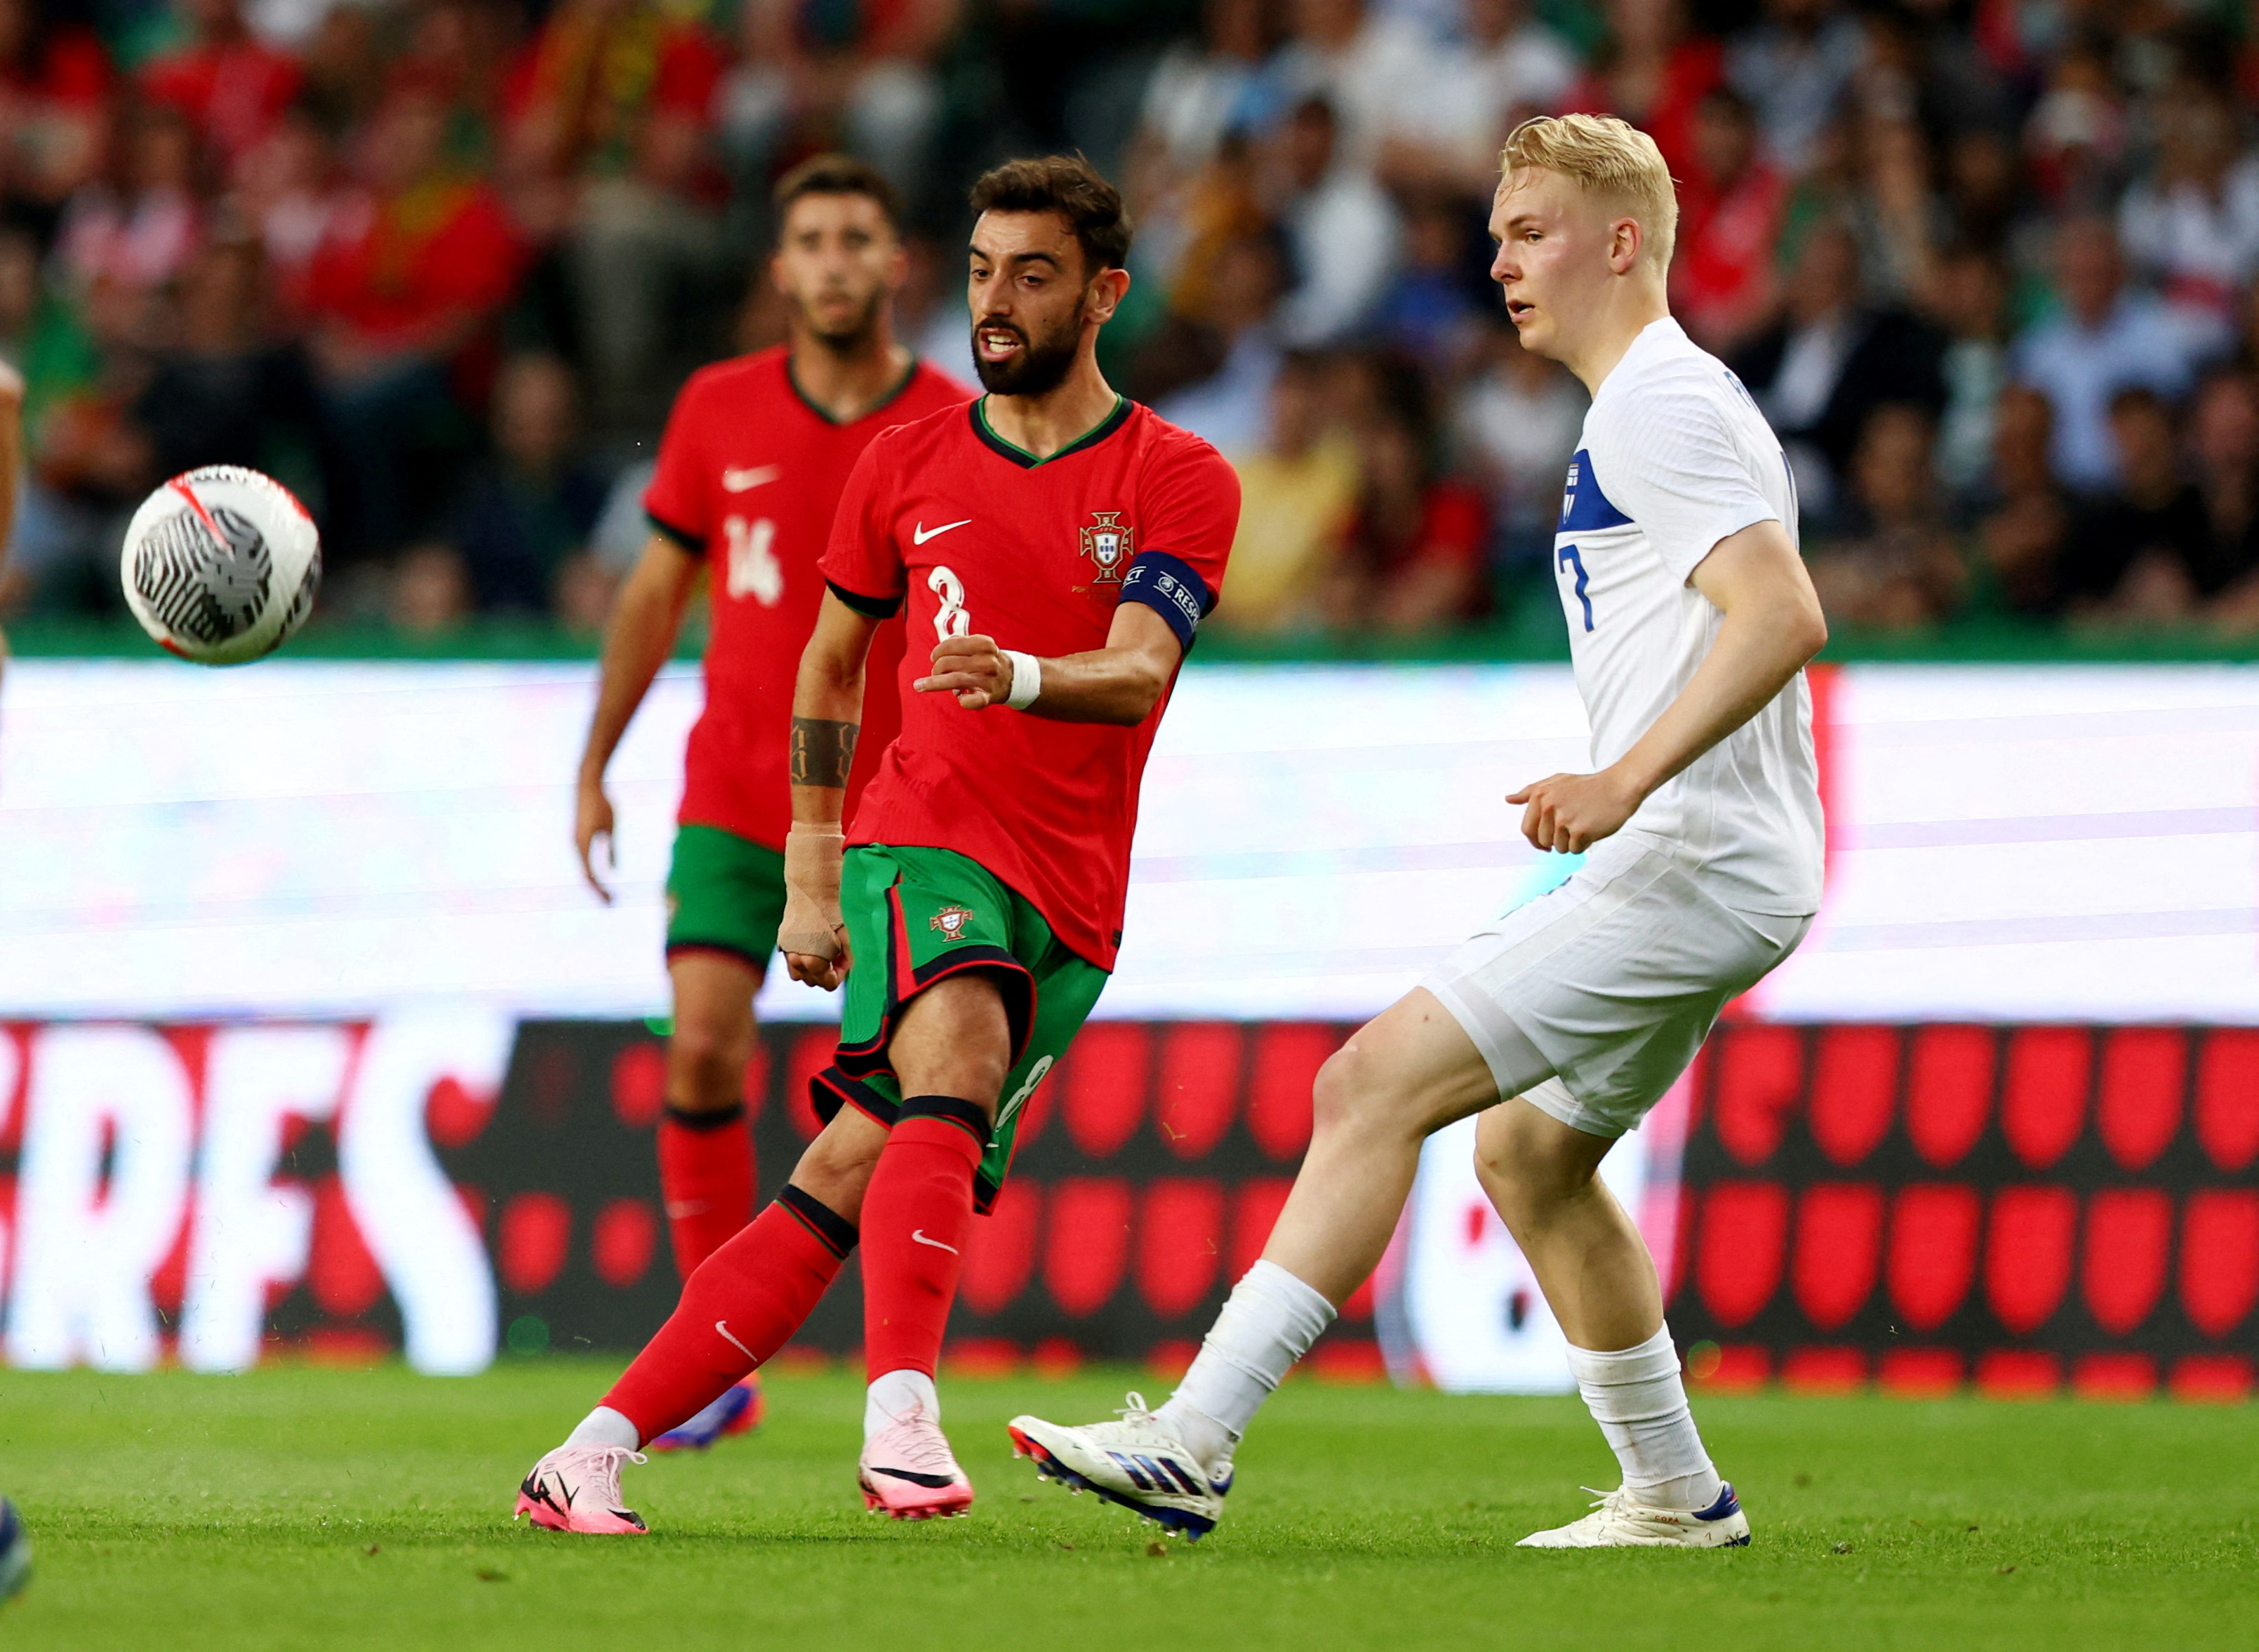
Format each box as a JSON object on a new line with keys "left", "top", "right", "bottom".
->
{"left": 1008, "top": 1393, "right": 1230, "bottom": 1540}
{"left": 1517, "top": 1481, "right": 1752, "bottom": 1548}
{"left": 513, "top": 1444, "right": 649, "bottom": 1535}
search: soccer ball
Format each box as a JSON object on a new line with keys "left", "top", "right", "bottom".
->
{"left": 120, "top": 465, "right": 321, "bottom": 665}
{"left": 0, "top": 1498, "right": 29, "bottom": 1604}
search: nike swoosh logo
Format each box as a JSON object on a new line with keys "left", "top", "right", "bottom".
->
{"left": 912, "top": 519, "right": 970, "bottom": 545}
{"left": 724, "top": 465, "right": 780, "bottom": 493}
{"left": 911, "top": 1229, "right": 959, "bottom": 1254}
{"left": 714, "top": 1321, "right": 756, "bottom": 1360}
{"left": 869, "top": 1465, "right": 961, "bottom": 1488}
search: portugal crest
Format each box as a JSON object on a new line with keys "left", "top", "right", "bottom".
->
{"left": 928, "top": 904, "right": 975, "bottom": 943}
{"left": 1080, "top": 512, "right": 1133, "bottom": 583}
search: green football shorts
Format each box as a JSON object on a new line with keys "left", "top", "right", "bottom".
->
{"left": 664, "top": 822, "right": 787, "bottom": 972}
{"left": 811, "top": 842, "right": 1109, "bottom": 1212}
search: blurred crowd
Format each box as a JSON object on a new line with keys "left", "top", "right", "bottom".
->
{"left": 10, "top": 0, "right": 2259, "bottom": 637}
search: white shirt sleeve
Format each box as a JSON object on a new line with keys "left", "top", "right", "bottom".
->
{"left": 1589, "top": 377, "right": 1782, "bottom": 582}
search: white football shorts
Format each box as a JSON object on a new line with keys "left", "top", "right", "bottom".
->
{"left": 1421, "top": 835, "right": 1811, "bottom": 1138}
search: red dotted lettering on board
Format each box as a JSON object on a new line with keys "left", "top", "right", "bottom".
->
{"left": 2081, "top": 1187, "right": 2172, "bottom": 1335}
{"left": 1877, "top": 1347, "right": 1962, "bottom": 1397}
{"left": 307, "top": 1175, "right": 384, "bottom": 1317}
{"left": 1154, "top": 1025, "right": 1240, "bottom": 1161}
{"left": 2180, "top": 1190, "right": 2259, "bottom": 1338}
{"left": 2000, "top": 1028, "right": 2090, "bottom": 1171}
{"left": 1042, "top": 1177, "right": 1132, "bottom": 1316}
{"left": 2194, "top": 1030, "right": 2259, "bottom": 1171}
{"left": 609, "top": 1042, "right": 667, "bottom": 1130}
{"left": 1712, "top": 1026, "right": 1804, "bottom": 1167}
{"left": 499, "top": 1192, "right": 571, "bottom": 1295}
{"left": 1246, "top": 1025, "right": 1331, "bottom": 1161}
{"left": 1695, "top": 1180, "right": 1789, "bottom": 1327}
{"left": 1904, "top": 1025, "right": 1993, "bottom": 1168}
{"left": 1886, "top": 1183, "right": 1980, "bottom": 1331}
{"left": 591, "top": 1198, "right": 658, "bottom": 1288}
{"left": 1985, "top": 1185, "right": 2077, "bottom": 1334}
{"left": 1808, "top": 1028, "right": 1898, "bottom": 1168}
{"left": 1137, "top": 1178, "right": 1225, "bottom": 1319}
{"left": 961, "top": 1180, "right": 1040, "bottom": 1315}
{"left": 2072, "top": 1352, "right": 2157, "bottom": 1400}
{"left": 425, "top": 1076, "right": 496, "bottom": 1147}
{"left": 1792, "top": 1183, "right": 1883, "bottom": 1331}
{"left": 1062, "top": 1025, "right": 1148, "bottom": 1158}
{"left": 2095, "top": 1029, "right": 2183, "bottom": 1173}
{"left": 1230, "top": 1178, "right": 1293, "bottom": 1281}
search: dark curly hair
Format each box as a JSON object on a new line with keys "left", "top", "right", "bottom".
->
{"left": 968, "top": 156, "right": 1133, "bottom": 275}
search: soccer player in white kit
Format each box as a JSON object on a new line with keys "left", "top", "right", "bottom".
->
{"left": 1008, "top": 114, "right": 1828, "bottom": 1548}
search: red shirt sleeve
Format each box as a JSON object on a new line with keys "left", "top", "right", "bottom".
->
{"left": 642, "top": 375, "right": 711, "bottom": 549}
{"left": 819, "top": 435, "right": 907, "bottom": 614}
{"left": 1121, "top": 430, "right": 1240, "bottom": 644}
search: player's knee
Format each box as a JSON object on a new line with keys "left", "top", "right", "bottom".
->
{"left": 1472, "top": 1112, "right": 1597, "bottom": 1234}
{"left": 1310, "top": 1043, "right": 1418, "bottom": 1144}
{"left": 668, "top": 1015, "right": 752, "bottom": 1106}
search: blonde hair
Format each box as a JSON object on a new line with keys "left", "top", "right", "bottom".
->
{"left": 1500, "top": 114, "right": 1679, "bottom": 272}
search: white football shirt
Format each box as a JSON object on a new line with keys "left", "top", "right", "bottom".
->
{"left": 1551, "top": 317, "right": 1824, "bottom": 916}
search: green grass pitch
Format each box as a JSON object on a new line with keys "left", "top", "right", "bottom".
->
{"left": 0, "top": 1360, "right": 2252, "bottom": 1651}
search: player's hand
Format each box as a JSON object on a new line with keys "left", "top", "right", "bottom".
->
{"left": 575, "top": 773, "right": 616, "bottom": 903}
{"left": 780, "top": 825, "right": 850, "bottom": 989}
{"left": 915, "top": 634, "right": 1012, "bottom": 710}
{"left": 1507, "top": 768, "right": 1644, "bottom": 855}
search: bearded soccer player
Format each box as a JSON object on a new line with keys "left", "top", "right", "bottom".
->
{"left": 514, "top": 155, "right": 1239, "bottom": 1534}
{"left": 1013, "top": 114, "right": 1829, "bottom": 1547}
{"left": 568, "top": 156, "right": 967, "bottom": 1452}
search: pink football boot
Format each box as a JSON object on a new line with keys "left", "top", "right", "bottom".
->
{"left": 857, "top": 1404, "right": 974, "bottom": 1520}
{"left": 514, "top": 1445, "right": 649, "bottom": 1535}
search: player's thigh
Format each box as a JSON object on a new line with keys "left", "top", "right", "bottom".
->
{"left": 888, "top": 970, "right": 1014, "bottom": 1107}
{"left": 1314, "top": 986, "right": 1508, "bottom": 1144}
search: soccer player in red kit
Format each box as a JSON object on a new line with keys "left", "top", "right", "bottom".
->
{"left": 514, "top": 155, "right": 1239, "bottom": 1533}
{"left": 567, "top": 154, "right": 966, "bottom": 1451}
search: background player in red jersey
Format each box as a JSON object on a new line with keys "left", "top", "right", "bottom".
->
{"left": 567, "top": 154, "right": 967, "bottom": 1452}
{"left": 514, "top": 156, "right": 1239, "bottom": 1534}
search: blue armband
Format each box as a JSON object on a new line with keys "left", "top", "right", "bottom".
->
{"left": 1119, "top": 552, "right": 1212, "bottom": 651}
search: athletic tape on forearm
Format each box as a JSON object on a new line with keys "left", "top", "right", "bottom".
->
{"left": 778, "top": 825, "right": 845, "bottom": 959}
{"left": 1003, "top": 650, "right": 1041, "bottom": 710}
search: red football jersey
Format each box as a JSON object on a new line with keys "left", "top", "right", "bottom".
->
{"left": 822, "top": 397, "right": 1241, "bottom": 971}
{"left": 644, "top": 347, "right": 971, "bottom": 850}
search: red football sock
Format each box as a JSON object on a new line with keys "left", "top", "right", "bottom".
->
{"left": 657, "top": 1103, "right": 757, "bottom": 1278}
{"left": 862, "top": 1098, "right": 989, "bottom": 1382}
{"left": 602, "top": 1186, "right": 853, "bottom": 1442}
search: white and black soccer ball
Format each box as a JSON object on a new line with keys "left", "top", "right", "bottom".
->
{"left": 0, "top": 1497, "right": 29, "bottom": 1604}
{"left": 120, "top": 465, "right": 321, "bottom": 665}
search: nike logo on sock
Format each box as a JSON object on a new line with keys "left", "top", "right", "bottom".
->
{"left": 714, "top": 1321, "right": 756, "bottom": 1360}
{"left": 665, "top": 1200, "right": 708, "bottom": 1219}
{"left": 912, "top": 519, "right": 970, "bottom": 545}
{"left": 910, "top": 1229, "right": 959, "bottom": 1253}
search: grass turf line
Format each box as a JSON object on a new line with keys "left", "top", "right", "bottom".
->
{"left": 0, "top": 1360, "right": 2251, "bottom": 1651}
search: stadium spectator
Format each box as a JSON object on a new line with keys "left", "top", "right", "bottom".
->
{"left": 232, "top": 105, "right": 340, "bottom": 320}
{"left": 1369, "top": 191, "right": 1487, "bottom": 375}
{"left": 1272, "top": 0, "right": 1443, "bottom": 166}
{"left": 57, "top": 102, "right": 206, "bottom": 313}
{"left": 1449, "top": 321, "right": 1584, "bottom": 580}
{"left": 1671, "top": 86, "right": 1785, "bottom": 353}
{"left": 1208, "top": 349, "right": 1358, "bottom": 634}
{"left": 1807, "top": 401, "right": 1964, "bottom": 630}
{"left": 503, "top": 0, "right": 731, "bottom": 429}
{"left": 1566, "top": 0, "right": 1723, "bottom": 179}
{"left": 2011, "top": 215, "right": 2208, "bottom": 493}
{"left": 1151, "top": 229, "right": 1287, "bottom": 455}
{"left": 2059, "top": 387, "right": 2211, "bottom": 620}
{"left": 2117, "top": 78, "right": 2259, "bottom": 331}
{"left": 1266, "top": 96, "right": 1400, "bottom": 347}
{"left": 141, "top": 0, "right": 304, "bottom": 172}
{"left": 1931, "top": 246, "right": 2013, "bottom": 505}
{"left": 1136, "top": 0, "right": 1281, "bottom": 176}
{"left": 0, "top": 0, "right": 113, "bottom": 213}
{"left": 306, "top": 85, "right": 527, "bottom": 557}
{"left": 1730, "top": 218, "right": 1945, "bottom": 526}
{"left": 1971, "top": 384, "right": 2072, "bottom": 618}
{"left": 445, "top": 351, "right": 608, "bottom": 614}
{"left": 1724, "top": 0, "right": 1865, "bottom": 176}
{"left": 1385, "top": 0, "right": 1578, "bottom": 192}
{"left": 1333, "top": 377, "right": 1488, "bottom": 633}
{"left": 2187, "top": 367, "right": 2259, "bottom": 606}
{"left": 387, "top": 538, "right": 474, "bottom": 634}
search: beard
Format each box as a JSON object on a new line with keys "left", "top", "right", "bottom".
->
{"left": 800, "top": 286, "right": 885, "bottom": 352}
{"left": 972, "top": 309, "right": 1081, "bottom": 397}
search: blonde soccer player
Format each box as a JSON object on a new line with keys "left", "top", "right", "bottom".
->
{"left": 1008, "top": 114, "right": 1827, "bottom": 1549}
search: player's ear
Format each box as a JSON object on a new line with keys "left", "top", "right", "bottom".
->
{"left": 1084, "top": 265, "right": 1131, "bottom": 326}
{"left": 1608, "top": 217, "right": 1641, "bottom": 276}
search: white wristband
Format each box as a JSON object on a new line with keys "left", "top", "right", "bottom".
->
{"left": 1002, "top": 649, "right": 1041, "bottom": 710}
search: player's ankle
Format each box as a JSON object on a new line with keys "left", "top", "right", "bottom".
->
{"left": 566, "top": 1406, "right": 641, "bottom": 1451}
{"left": 865, "top": 1369, "right": 940, "bottom": 1438}
{"left": 1627, "top": 1470, "right": 1722, "bottom": 1511}
{"left": 1155, "top": 1399, "right": 1235, "bottom": 1478}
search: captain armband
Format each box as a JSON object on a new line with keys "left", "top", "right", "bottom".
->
{"left": 1118, "top": 552, "right": 1213, "bottom": 651}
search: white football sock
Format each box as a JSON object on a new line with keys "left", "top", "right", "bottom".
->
{"left": 565, "top": 1405, "right": 640, "bottom": 1451}
{"left": 1564, "top": 1324, "right": 1721, "bottom": 1510}
{"left": 1158, "top": 1260, "right": 1336, "bottom": 1473}
{"left": 865, "top": 1368, "right": 940, "bottom": 1440}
